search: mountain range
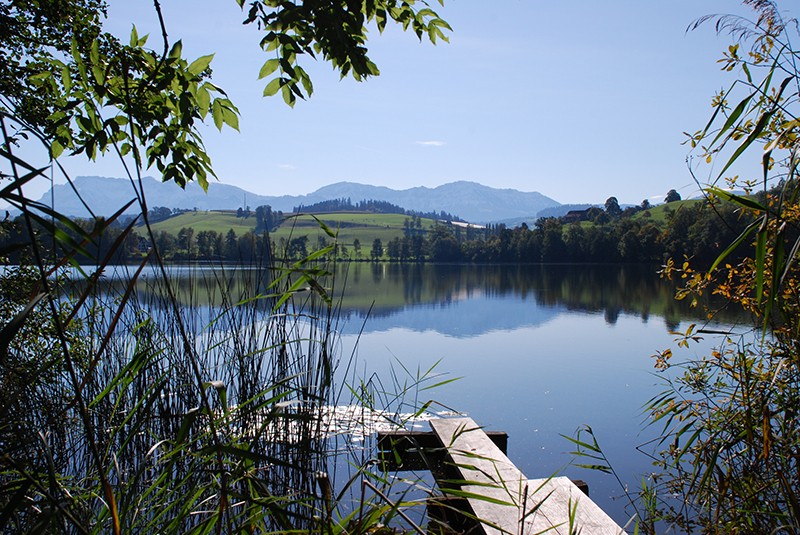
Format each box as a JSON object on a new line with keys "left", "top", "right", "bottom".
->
{"left": 35, "top": 175, "right": 563, "bottom": 223}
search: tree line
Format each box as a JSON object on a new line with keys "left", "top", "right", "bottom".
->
{"left": 368, "top": 197, "right": 751, "bottom": 264}
{"left": 294, "top": 197, "right": 464, "bottom": 223}
{"left": 0, "top": 193, "right": 753, "bottom": 265}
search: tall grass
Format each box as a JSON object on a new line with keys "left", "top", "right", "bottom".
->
{"left": 0, "top": 108, "right": 541, "bottom": 534}
{"left": 0, "top": 110, "right": 441, "bottom": 532}
{"left": 0, "top": 217, "right": 447, "bottom": 533}
{"left": 1, "top": 251, "right": 341, "bottom": 530}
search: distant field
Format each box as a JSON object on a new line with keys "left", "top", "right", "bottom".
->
{"left": 272, "top": 213, "right": 437, "bottom": 245}
{"left": 143, "top": 211, "right": 438, "bottom": 246}
{"left": 142, "top": 203, "right": 702, "bottom": 245}
{"left": 145, "top": 211, "right": 255, "bottom": 235}
{"left": 632, "top": 199, "right": 700, "bottom": 224}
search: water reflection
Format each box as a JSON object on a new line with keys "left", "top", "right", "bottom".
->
{"left": 85, "top": 263, "right": 747, "bottom": 337}
{"left": 55, "top": 262, "right": 753, "bottom": 527}
{"left": 334, "top": 263, "right": 745, "bottom": 335}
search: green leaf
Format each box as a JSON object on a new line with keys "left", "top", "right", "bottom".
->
{"left": 366, "top": 59, "right": 380, "bottom": 77}
{"left": 306, "top": 276, "right": 331, "bottom": 305}
{"left": 755, "top": 220, "right": 767, "bottom": 304}
{"left": 168, "top": 40, "right": 183, "bottom": 59}
{"left": 742, "top": 61, "right": 752, "bottom": 83}
{"left": 295, "top": 65, "right": 313, "bottom": 96}
{"left": 211, "top": 99, "right": 223, "bottom": 130}
{"left": 222, "top": 105, "right": 239, "bottom": 131}
{"left": 175, "top": 408, "right": 199, "bottom": 444}
{"left": 706, "top": 186, "right": 767, "bottom": 212}
{"left": 436, "top": 487, "right": 516, "bottom": 506}
{"left": 50, "top": 139, "right": 65, "bottom": 159}
{"left": 0, "top": 166, "right": 49, "bottom": 200}
{"left": 708, "top": 90, "right": 754, "bottom": 148}
{"left": 188, "top": 54, "right": 214, "bottom": 76}
{"left": 197, "top": 172, "right": 209, "bottom": 192}
{"left": 281, "top": 84, "right": 295, "bottom": 107}
{"left": 715, "top": 76, "right": 793, "bottom": 183}
{"left": 0, "top": 293, "right": 46, "bottom": 365}
{"left": 716, "top": 110, "right": 774, "bottom": 182}
{"left": 263, "top": 77, "right": 282, "bottom": 97}
{"left": 258, "top": 58, "right": 280, "bottom": 80}
{"left": 420, "top": 376, "right": 461, "bottom": 391}
{"left": 89, "top": 39, "right": 100, "bottom": 66}
{"left": 309, "top": 215, "right": 337, "bottom": 239}
{"left": 27, "top": 71, "right": 52, "bottom": 83}
{"left": 272, "top": 274, "right": 309, "bottom": 310}
{"left": 61, "top": 65, "right": 72, "bottom": 92}
{"left": 709, "top": 218, "right": 760, "bottom": 273}
{"left": 196, "top": 86, "right": 211, "bottom": 116}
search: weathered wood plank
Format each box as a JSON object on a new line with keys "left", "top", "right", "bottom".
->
{"left": 429, "top": 417, "right": 625, "bottom": 535}
{"left": 524, "top": 477, "right": 626, "bottom": 535}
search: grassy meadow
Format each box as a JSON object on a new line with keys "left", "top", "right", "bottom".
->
{"left": 142, "top": 203, "right": 706, "bottom": 252}
{"left": 632, "top": 199, "right": 700, "bottom": 224}
{"left": 147, "top": 210, "right": 257, "bottom": 234}
{"left": 144, "top": 210, "right": 440, "bottom": 246}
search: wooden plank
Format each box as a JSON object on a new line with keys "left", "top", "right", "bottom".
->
{"left": 524, "top": 477, "right": 626, "bottom": 535}
{"left": 376, "top": 430, "right": 508, "bottom": 471}
{"left": 429, "top": 417, "right": 624, "bottom": 535}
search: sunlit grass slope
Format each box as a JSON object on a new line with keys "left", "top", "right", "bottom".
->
{"left": 144, "top": 210, "right": 439, "bottom": 245}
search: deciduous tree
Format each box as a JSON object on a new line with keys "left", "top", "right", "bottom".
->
{"left": 664, "top": 189, "right": 681, "bottom": 203}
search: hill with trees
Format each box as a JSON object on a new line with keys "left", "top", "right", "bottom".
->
{"left": 0, "top": 192, "right": 750, "bottom": 266}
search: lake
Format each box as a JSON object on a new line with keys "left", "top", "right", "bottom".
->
{"left": 77, "top": 261, "right": 749, "bottom": 528}
{"left": 326, "top": 262, "right": 746, "bottom": 527}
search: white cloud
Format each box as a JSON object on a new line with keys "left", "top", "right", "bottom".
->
{"left": 278, "top": 163, "right": 296, "bottom": 170}
{"left": 415, "top": 140, "right": 446, "bottom": 147}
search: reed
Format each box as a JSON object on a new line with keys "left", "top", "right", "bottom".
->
{"left": 0, "top": 136, "right": 440, "bottom": 535}
{"left": 0, "top": 210, "right": 444, "bottom": 533}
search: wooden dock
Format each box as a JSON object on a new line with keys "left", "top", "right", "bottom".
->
{"left": 379, "top": 417, "right": 625, "bottom": 534}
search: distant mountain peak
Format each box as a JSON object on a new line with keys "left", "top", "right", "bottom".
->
{"left": 36, "top": 177, "right": 561, "bottom": 224}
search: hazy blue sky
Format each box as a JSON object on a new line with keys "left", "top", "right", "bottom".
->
{"left": 43, "top": 1, "right": 792, "bottom": 205}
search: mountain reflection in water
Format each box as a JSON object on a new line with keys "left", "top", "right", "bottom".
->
{"left": 60, "top": 262, "right": 752, "bottom": 527}
{"left": 94, "top": 262, "right": 746, "bottom": 337}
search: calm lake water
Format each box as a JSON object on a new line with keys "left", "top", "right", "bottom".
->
{"left": 66, "top": 261, "right": 750, "bottom": 528}
{"left": 327, "top": 262, "right": 747, "bottom": 527}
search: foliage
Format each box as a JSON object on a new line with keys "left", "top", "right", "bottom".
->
{"left": 0, "top": 0, "right": 108, "bottom": 131}
{"left": 371, "top": 238, "right": 384, "bottom": 260}
{"left": 5, "top": 5, "right": 238, "bottom": 191}
{"left": 18, "top": 198, "right": 751, "bottom": 265}
{"left": 638, "top": 2, "right": 800, "bottom": 532}
{"left": 664, "top": 189, "right": 682, "bottom": 203}
{"left": 604, "top": 196, "right": 622, "bottom": 217}
{"left": 295, "top": 196, "right": 463, "bottom": 222}
{"left": 2, "top": 0, "right": 449, "bottom": 192}
{"left": 240, "top": 0, "right": 450, "bottom": 107}
{"left": 254, "top": 204, "right": 283, "bottom": 232}
{"left": 0, "top": 0, "right": 453, "bottom": 533}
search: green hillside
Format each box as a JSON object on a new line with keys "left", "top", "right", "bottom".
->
{"left": 632, "top": 199, "right": 701, "bottom": 224}
{"left": 143, "top": 210, "right": 439, "bottom": 245}
{"left": 272, "top": 213, "right": 437, "bottom": 245}
{"left": 146, "top": 210, "right": 255, "bottom": 235}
